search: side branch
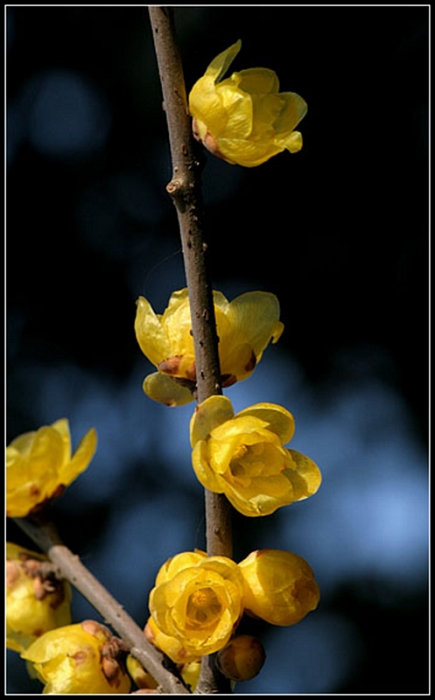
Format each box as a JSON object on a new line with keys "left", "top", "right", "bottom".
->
{"left": 14, "top": 516, "right": 190, "bottom": 695}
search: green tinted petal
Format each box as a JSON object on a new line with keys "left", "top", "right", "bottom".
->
{"left": 144, "top": 372, "right": 195, "bottom": 407}
{"left": 50, "top": 419, "right": 72, "bottom": 464}
{"left": 274, "top": 92, "right": 308, "bottom": 133}
{"left": 235, "top": 403, "right": 295, "bottom": 443}
{"left": 235, "top": 68, "right": 280, "bottom": 95}
{"left": 61, "top": 427, "right": 97, "bottom": 485}
{"left": 217, "top": 83, "right": 253, "bottom": 138}
{"left": 205, "top": 40, "right": 242, "bottom": 83}
{"left": 214, "top": 136, "right": 280, "bottom": 167}
{"left": 286, "top": 449, "right": 322, "bottom": 499}
{"left": 135, "top": 296, "right": 171, "bottom": 367}
{"left": 225, "top": 291, "right": 283, "bottom": 361}
{"left": 190, "top": 395, "right": 234, "bottom": 446}
{"left": 192, "top": 441, "right": 225, "bottom": 493}
{"left": 276, "top": 130, "right": 303, "bottom": 153}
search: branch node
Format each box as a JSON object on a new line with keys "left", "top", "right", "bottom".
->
{"left": 166, "top": 178, "right": 184, "bottom": 195}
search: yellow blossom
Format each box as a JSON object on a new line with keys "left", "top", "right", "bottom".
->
{"left": 190, "top": 395, "right": 321, "bottom": 517}
{"left": 238, "top": 549, "right": 320, "bottom": 626}
{"left": 22, "top": 620, "right": 131, "bottom": 694}
{"left": 189, "top": 40, "right": 307, "bottom": 167}
{"left": 6, "top": 543, "right": 72, "bottom": 653}
{"left": 134, "top": 288, "right": 283, "bottom": 406}
{"left": 148, "top": 552, "right": 244, "bottom": 660}
{"left": 6, "top": 419, "right": 97, "bottom": 518}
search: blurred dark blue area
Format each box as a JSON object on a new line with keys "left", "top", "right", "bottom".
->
{"left": 6, "top": 6, "right": 429, "bottom": 695}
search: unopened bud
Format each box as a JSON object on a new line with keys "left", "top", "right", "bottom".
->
{"left": 216, "top": 635, "right": 266, "bottom": 682}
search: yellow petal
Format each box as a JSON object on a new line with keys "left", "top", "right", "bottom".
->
{"left": 204, "top": 39, "right": 242, "bottom": 83}
{"left": 134, "top": 296, "right": 171, "bottom": 367}
{"left": 159, "top": 289, "right": 195, "bottom": 356}
{"left": 226, "top": 291, "right": 283, "bottom": 356}
{"left": 234, "top": 68, "right": 280, "bottom": 95}
{"left": 286, "top": 449, "right": 322, "bottom": 499}
{"left": 192, "top": 441, "right": 225, "bottom": 493}
{"left": 282, "top": 130, "right": 303, "bottom": 153}
{"left": 274, "top": 92, "right": 308, "bottom": 134}
{"left": 156, "top": 551, "right": 207, "bottom": 586}
{"left": 190, "top": 395, "right": 234, "bottom": 446}
{"left": 235, "top": 403, "right": 295, "bottom": 444}
{"left": 143, "top": 372, "right": 195, "bottom": 407}
{"left": 61, "top": 427, "right": 97, "bottom": 486}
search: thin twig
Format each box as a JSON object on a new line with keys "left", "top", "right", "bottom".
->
{"left": 148, "top": 7, "right": 233, "bottom": 693}
{"left": 147, "top": 7, "right": 233, "bottom": 563}
{"left": 14, "top": 516, "right": 190, "bottom": 695}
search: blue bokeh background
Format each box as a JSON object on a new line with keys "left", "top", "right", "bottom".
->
{"left": 6, "top": 6, "right": 428, "bottom": 694}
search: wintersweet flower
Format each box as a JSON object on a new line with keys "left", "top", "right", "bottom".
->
{"left": 134, "top": 288, "right": 283, "bottom": 406}
{"left": 6, "top": 542, "right": 72, "bottom": 653}
{"left": 148, "top": 551, "right": 244, "bottom": 660}
{"left": 6, "top": 419, "right": 97, "bottom": 518}
{"left": 190, "top": 395, "right": 321, "bottom": 517}
{"left": 238, "top": 549, "right": 320, "bottom": 626}
{"left": 189, "top": 40, "right": 307, "bottom": 167}
{"left": 22, "top": 620, "right": 131, "bottom": 694}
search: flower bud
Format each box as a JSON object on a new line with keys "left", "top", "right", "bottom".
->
{"left": 22, "top": 621, "right": 131, "bottom": 694}
{"left": 216, "top": 635, "right": 266, "bottom": 681}
{"left": 238, "top": 549, "right": 320, "bottom": 626}
{"left": 6, "top": 542, "right": 72, "bottom": 653}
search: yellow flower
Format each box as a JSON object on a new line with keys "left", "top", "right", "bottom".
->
{"left": 134, "top": 288, "right": 283, "bottom": 406}
{"left": 6, "top": 543, "right": 72, "bottom": 653}
{"left": 189, "top": 40, "right": 307, "bottom": 167}
{"left": 190, "top": 396, "right": 321, "bottom": 517}
{"left": 6, "top": 419, "right": 97, "bottom": 518}
{"left": 238, "top": 549, "right": 320, "bottom": 626}
{"left": 148, "top": 552, "right": 244, "bottom": 660}
{"left": 22, "top": 620, "right": 131, "bottom": 694}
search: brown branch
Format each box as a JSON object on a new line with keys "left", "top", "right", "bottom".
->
{"left": 147, "top": 8, "right": 233, "bottom": 563}
{"left": 13, "top": 516, "right": 190, "bottom": 695}
{"left": 148, "top": 7, "right": 234, "bottom": 693}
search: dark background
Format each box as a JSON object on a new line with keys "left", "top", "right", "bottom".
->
{"left": 6, "top": 6, "right": 429, "bottom": 694}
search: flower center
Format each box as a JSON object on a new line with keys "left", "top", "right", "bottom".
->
{"left": 186, "top": 586, "right": 222, "bottom": 627}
